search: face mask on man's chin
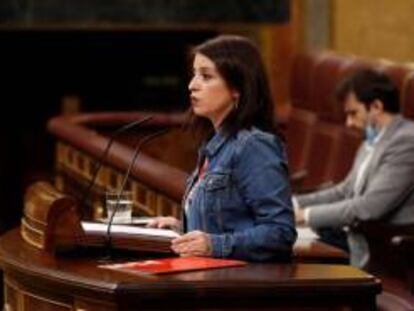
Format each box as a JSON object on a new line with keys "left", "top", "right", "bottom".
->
{"left": 364, "top": 123, "right": 379, "bottom": 145}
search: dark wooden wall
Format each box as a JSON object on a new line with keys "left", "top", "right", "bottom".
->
{"left": 0, "top": 29, "right": 215, "bottom": 233}
{"left": 0, "top": 0, "right": 289, "bottom": 23}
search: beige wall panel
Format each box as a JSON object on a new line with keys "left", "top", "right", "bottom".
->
{"left": 333, "top": 0, "right": 414, "bottom": 62}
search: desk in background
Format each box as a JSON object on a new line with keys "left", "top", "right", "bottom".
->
{"left": 294, "top": 227, "right": 348, "bottom": 264}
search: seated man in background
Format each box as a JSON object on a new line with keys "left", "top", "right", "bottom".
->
{"left": 294, "top": 69, "right": 414, "bottom": 268}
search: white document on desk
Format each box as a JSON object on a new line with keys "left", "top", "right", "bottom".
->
{"left": 297, "top": 227, "right": 320, "bottom": 240}
{"left": 81, "top": 221, "right": 180, "bottom": 239}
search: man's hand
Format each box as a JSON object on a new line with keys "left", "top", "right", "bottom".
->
{"left": 294, "top": 206, "right": 306, "bottom": 225}
{"left": 171, "top": 231, "right": 212, "bottom": 257}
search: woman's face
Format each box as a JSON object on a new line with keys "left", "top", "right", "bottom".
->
{"left": 188, "top": 53, "right": 238, "bottom": 129}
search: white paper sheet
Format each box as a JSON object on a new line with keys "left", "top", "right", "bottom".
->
{"left": 297, "top": 227, "right": 320, "bottom": 240}
{"left": 81, "top": 221, "right": 180, "bottom": 238}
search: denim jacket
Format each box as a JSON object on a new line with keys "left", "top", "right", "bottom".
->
{"left": 183, "top": 127, "right": 297, "bottom": 262}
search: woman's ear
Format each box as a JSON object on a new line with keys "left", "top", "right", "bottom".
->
{"left": 232, "top": 90, "right": 240, "bottom": 102}
{"left": 231, "top": 91, "right": 240, "bottom": 110}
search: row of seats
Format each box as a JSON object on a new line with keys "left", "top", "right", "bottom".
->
{"left": 289, "top": 50, "right": 414, "bottom": 123}
{"left": 284, "top": 50, "right": 414, "bottom": 191}
{"left": 283, "top": 50, "right": 414, "bottom": 311}
{"left": 285, "top": 107, "right": 362, "bottom": 191}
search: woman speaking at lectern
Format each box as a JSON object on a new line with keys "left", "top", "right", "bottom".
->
{"left": 148, "top": 35, "right": 296, "bottom": 262}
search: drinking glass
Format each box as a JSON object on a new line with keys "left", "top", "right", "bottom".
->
{"left": 105, "top": 191, "right": 133, "bottom": 224}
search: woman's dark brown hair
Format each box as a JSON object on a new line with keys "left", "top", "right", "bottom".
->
{"left": 188, "top": 35, "right": 279, "bottom": 139}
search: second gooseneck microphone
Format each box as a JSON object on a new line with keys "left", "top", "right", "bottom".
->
{"left": 78, "top": 116, "right": 153, "bottom": 214}
{"left": 105, "top": 128, "right": 170, "bottom": 258}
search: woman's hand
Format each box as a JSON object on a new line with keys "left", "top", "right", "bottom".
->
{"left": 146, "top": 216, "right": 181, "bottom": 232}
{"left": 171, "top": 230, "right": 213, "bottom": 257}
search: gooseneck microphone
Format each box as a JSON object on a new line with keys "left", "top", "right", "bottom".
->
{"left": 105, "top": 128, "right": 170, "bottom": 258}
{"left": 78, "top": 116, "right": 153, "bottom": 215}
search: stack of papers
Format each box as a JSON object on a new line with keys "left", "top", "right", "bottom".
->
{"left": 79, "top": 221, "right": 179, "bottom": 253}
{"left": 81, "top": 221, "right": 179, "bottom": 238}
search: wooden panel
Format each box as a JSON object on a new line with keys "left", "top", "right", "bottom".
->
{"left": 333, "top": 0, "right": 414, "bottom": 62}
{"left": 56, "top": 142, "right": 182, "bottom": 219}
{"left": 75, "top": 299, "right": 116, "bottom": 311}
{"left": 5, "top": 276, "right": 72, "bottom": 311}
{"left": 4, "top": 282, "right": 18, "bottom": 311}
{"left": 23, "top": 294, "right": 71, "bottom": 311}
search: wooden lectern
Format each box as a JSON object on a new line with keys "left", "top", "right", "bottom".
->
{"left": 21, "top": 181, "right": 175, "bottom": 254}
{"left": 21, "top": 180, "right": 349, "bottom": 262}
{"left": 21, "top": 181, "right": 83, "bottom": 253}
{"left": 0, "top": 182, "right": 380, "bottom": 311}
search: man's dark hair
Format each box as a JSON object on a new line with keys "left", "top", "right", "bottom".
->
{"left": 188, "top": 35, "right": 279, "bottom": 138}
{"left": 336, "top": 68, "right": 400, "bottom": 113}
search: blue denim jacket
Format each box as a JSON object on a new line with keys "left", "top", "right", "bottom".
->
{"left": 183, "top": 127, "right": 297, "bottom": 262}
